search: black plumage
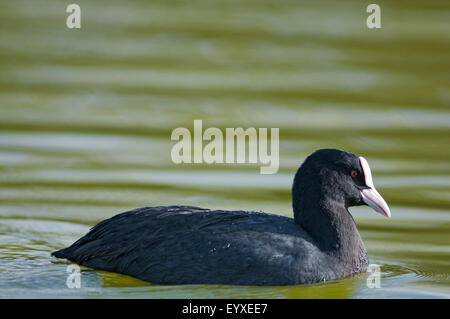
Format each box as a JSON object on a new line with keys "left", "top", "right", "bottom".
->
{"left": 52, "top": 149, "right": 390, "bottom": 286}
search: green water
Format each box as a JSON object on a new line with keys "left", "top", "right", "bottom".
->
{"left": 0, "top": 0, "right": 449, "bottom": 298}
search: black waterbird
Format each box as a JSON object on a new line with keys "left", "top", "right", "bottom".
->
{"left": 52, "top": 149, "right": 390, "bottom": 286}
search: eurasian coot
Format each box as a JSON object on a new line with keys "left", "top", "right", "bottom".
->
{"left": 52, "top": 149, "right": 390, "bottom": 286}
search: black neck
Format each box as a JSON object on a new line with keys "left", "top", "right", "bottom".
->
{"left": 292, "top": 176, "right": 367, "bottom": 267}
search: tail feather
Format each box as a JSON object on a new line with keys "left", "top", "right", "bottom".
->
{"left": 51, "top": 247, "right": 75, "bottom": 260}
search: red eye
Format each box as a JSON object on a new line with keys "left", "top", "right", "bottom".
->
{"left": 350, "top": 170, "right": 358, "bottom": 178}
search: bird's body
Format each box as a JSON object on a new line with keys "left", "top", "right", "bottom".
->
{"left": 52, "top": 149, "right": 390, "bottom": 286}
{"left": 53, "top": 205, "right": 366, "bottom": 285}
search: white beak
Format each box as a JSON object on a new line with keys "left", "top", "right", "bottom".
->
{"left": 359, "top": 157, "right": 391, "bottom": 218}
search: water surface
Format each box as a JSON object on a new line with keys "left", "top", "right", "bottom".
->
{"left": 0, "top": 0, "right": 449, "bottom": 298}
